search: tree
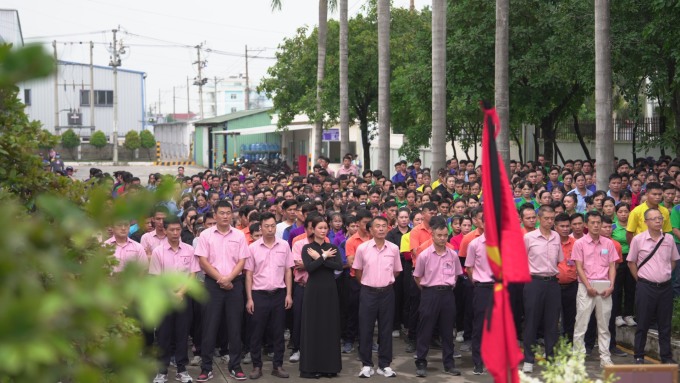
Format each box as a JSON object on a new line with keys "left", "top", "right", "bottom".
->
{"left": 339, "top": 0, "right": 350, "bottom": 158}
{"left": 376, "top": 0, "right": 391, "bottom": 172}
{"left": 595, "top": 0, "right": 613, "bottom": 190}
{"left": 61, "top": 128, "right": 81, "bottom": 159}
{"left": 431, "top": 0, "right": 447, "bottom": 172}
{"left": 90, "top": 130, "right": 108, "bottom": 149}
{"left": 124, "top": 130, "right": 141, "bottom": 151}
{"left": 140, "top": 130, "right": 156, "bottom": 158}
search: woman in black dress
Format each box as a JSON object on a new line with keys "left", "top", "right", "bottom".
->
{"left": 300, "top": 215, "right": 343, "bottom": 378}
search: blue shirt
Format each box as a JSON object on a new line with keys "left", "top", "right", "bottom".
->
{"left": 391, "top": 172, "right": 408, "bottom": 184}
{"left": 567, "top": 188, "right": 593, "bottom": 214}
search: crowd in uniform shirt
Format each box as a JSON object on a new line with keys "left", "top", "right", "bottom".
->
{"left": 98, "top": 152, "right": 680, "bottom": 382}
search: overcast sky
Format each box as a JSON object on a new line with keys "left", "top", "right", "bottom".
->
{"left": 9, "top": 0, "right": 430, "bottom": 114}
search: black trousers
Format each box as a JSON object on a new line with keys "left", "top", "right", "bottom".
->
{"left": 189, "top": 295, "right": 203, "bottom": 355}
{"left": 393, "top": 259, "right": 405, "bottom": 331}
{"left": 158, "top": 299, "right": 192, "bottom": 373}
{"left": 454, "top": 275, "right": 474, "bottom": 341}
{"left": 291, "top": 283, "right": 305, "bottom": 351}
{"left": 249, "top": 289, "right": 287, "bottom": 369}
{"left": 471, "top": 284, "right": 494, "bottom": 367}
{"left": 201, "top": 277, "right": 244, "bottom": 372}
{"left": 509, "top": 283, "right": 525, "bottom": 340}
{"left": 523, "top": 278, "right": 561, "bottom": 363}
{"left": 359, "top": 287, "right": 395, "bottom": 369}
{"left": 402, "top": 260, "right": 413, "bottom": 330}
{"left": 635, "top": 280, "right": 673, "bottom": 361}
{"left": 342, "top": 277, "right": 361, "bottom": 344}
{"left": 408, "top": 276, "right": 421, "bottom": 342}
{"left": 613, "top": 262, "right": 636, "bottom": 318}
{"left": 560, "top": 282, "right": 577, "bottom": 343}
{"left": 415, "top": 287, "right": 456, "bottom": 370}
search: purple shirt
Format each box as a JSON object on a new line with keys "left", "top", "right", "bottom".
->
{"left": 572, "top": 234, "right": 619, "bottom": 282}
{"left": 245, "top": 238, "right": 294, "bottom": 290}
{"left": 288, "top": 225, "right": 306, "bottom": 249}
{"left": 353, "top": 239, "right": 402, "bottom": 288}
{"left": 193, "top": 225, "right": 250, "bottom": 275}
{"left": 464, "top": 234, "right": 495, "bottom": 283}
{"left": 627, "top": 231, "right": 680, "bottom": 283}
{"left": 524, "top": 229, "right": 564, "bottom": 276}
{"left": 149, "top": 241, "right": 196, "bottom": 276}
{"left": 413, "top": 244, "right": 463, "bottom": 287}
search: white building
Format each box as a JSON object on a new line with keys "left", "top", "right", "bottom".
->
{"left": 20, "top": 60, "right": 146, "bottom": 139}
{"left": 204, "top": 74, "right": 272, "bottom": 118}
{"left": 0, "top": 9, "right": 23, "bottom": 47}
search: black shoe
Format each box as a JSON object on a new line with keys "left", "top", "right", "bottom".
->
{"left": 663, "top": 359, "right": 677, "bottom": 364}
{"left": 430, "top": 338, "right": 442, "bottom": 350}
{"left": 300, "top": 372, "right": 321, "bottom": 379}
{"left": 473, "top": 365, "right": 485, "bottom": 375}
{"left": 585, "top": 347, "right": 593, "bottom": 356}
{"left": 635, "top": 358, "right": 645, "bottom": 365}
{"left": 415, "top": 367, "right": 426, "bottom": 377}
{"left": 443, "top": 367, "right": 461, "bottom": 376}
{"left": 610, "top": 347, "right": 627, "bottom": 357}
{"left": 405, "top": 341, "right": 416, "bottom": 354}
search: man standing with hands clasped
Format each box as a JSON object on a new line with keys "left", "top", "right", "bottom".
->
{"left": 244, "top": 213, "right": 294, "bottom": 379}
{"left": 571, "top": 211, "right": 619, "bottom": 367}
{"left": 413, "top": 217, "right": 463, "bottom": 377}
{"left": 353, "top": 216, "right": 403, "bottom": 378}
{"left": 194, "top": 201, "right": 250, "bottom": 382}
{"left": 627, "top": 208, "right": 680, "bottom": 364}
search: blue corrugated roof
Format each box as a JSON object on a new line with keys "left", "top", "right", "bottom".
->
{"left": 58, "top": 60, "right": 145, "bottom": 75}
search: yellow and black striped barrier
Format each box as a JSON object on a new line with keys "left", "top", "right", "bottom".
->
{"left": 154, "top": 141, "right": 195, "bottom": 166}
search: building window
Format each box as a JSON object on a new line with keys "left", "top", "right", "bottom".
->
{"left": 23, "top": 89, "right": 31, "bottom": 105}
{"left": 80, "top": 90, "right": 114, "bottom": 107}
{"left": 230, "top": 93, "right": 237, "bottom": 100}
{"left": 231, "top": 107, "right": 237, "bottom": 113}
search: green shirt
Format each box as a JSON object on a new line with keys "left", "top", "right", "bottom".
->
{"left": 611, "top": 221, "right": 630, "bottom": 255}
{"left": 670, "top": 205, "right": 680, "bottom": 244}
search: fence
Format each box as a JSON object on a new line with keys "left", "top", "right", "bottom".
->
{"left": 552, "top": 117, "right": 664, "bottom": 142}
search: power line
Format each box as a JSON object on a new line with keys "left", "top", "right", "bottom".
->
{"left": 25, "top": 30, "right": 110, "bottom": 40}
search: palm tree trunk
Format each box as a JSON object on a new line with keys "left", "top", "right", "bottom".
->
{"left": 595, "top": 0, "right": 613, "bottom": 190}
{"left": 410, "top": 0, "right": 415, "bottom": 12}
{"left": 495, "top": 0, "right": 511, "bottom": 173}
{"left": 377, "top": 0, "right": 391, "bottom": 172}
{"left": 431, "top": 0, "right": 447, "bottom": 172}
{"left": 339, "top": 0, "right": 350, "bottom": 160}
{"left": 314, "top": 0, "right": 329, "bottom": 163}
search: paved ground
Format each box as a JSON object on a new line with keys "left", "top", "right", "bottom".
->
{"left": 173, "top": 338, "right": 626, "bottom": 383}
{"left": 66, "top": 162, "right": 208, "bottom": 181}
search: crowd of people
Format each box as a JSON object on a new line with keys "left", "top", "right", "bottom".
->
{"left": 99, "top": 152, "right": 680, "bottom": 382}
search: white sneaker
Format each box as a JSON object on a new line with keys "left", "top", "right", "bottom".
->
{"left": 391, "top": 330, "right": 400, "bottom": 338}
{"left": 624, "top": 316, "right": 637, "bottom": 327}
{"left": 219, "top": 355, "right": 229, "bottom": 364}
{"left": 456, "top": 332, "right": 464, "bottom": 343}
{"left": 522, "top": 362, "right": 533, "bottom": 373}
{"left": 153, "top": 373, "right": 168, "bottom": 383}
{"left": 176, "top": 371, "right": 193, "bottom": 383}
{"left": 601, "top": 358, "right": 614, "bottom": 367}
{"left": 358, "top": 366, "right": 375, "bottom": 378}
{"left": 377, "top": 367, "right": 397, "bottom": 377}
{"left": 190, "top": 355, "right": 201, "bottom": 366}
{"left": 242, "top": 352, "right": 251, "bottom": 364}
{"left": 284, "top": 329, "right": 290, "bottom": 341}
{"left": 289, "top": 350, "right": 300, "bottom": 363}
{"left": 615, "top": 316, "right": 626, "bottom": 327}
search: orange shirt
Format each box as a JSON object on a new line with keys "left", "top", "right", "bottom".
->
{"left": 346, "top": 232, "right": 371, "bottom": 277}
{"left": 556, "top": 237, "right": 577, "bottom": 284}
{"left": 610, "top": 237, "right": 623, "bottom": 264}
{"left": 458, "top": 228, "right": 483, "bottom": 258}
{"left": 292, "top": 232, "right": 330, "bottom": 246}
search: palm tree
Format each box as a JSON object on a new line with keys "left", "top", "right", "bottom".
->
{"left": 595, "top": 0, "right": 613, "bottom": 189}
{"left": 377, "top": 0, "right": 391, "bottom": 172}
{"left": 339, "top": 0, "right": 350, "bottom": 159}
{"left": 410, "top": 0, "right": 415, "bottom": 12}
{"left": 495, "top": 0, "right": 511, "bottom": 173}
{"left": 271, "top": 0, "right": 335, "bottom": 163}
{"left": 431, "top": 0, "right": 447, "bottom": 172}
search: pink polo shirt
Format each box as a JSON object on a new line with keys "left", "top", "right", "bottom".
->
{"left": 149, "top": 241, "right": 197, "bottom": 276}
{"left": 413, "top": 244, "right": 462, "bottom": 287}
{"left": 571, "top": 234, "right": 619, "bottom": 282}
{"left": 193, "top": 225, "right": 250, "bottom": 275}
{"left": 292, "top": 237, "right": 310, "bottom": 284}
{"left": 244, "top": 238, "right": 294, "bottom": 291}
{"left": 524, "top": 229, "right": 564, "bottom": 276}
{"left": 627, "top": 231, "right": 680, "bottom": 283}
{"left": 104, "top": 237, "right": 148, "bottom": 273}
{"left": 353, "top": 239, "right": 402, "bottom": 288}
{"left": 140, "top": 230, "right": 167, "bottom": 254}
{"left": 464, "top": 234, "right": 495, "bottom": 283}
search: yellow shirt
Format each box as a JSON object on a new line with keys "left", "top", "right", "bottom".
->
{"left": 431, "top": 179, "right": 442, "bottom": 190}
{"left": 626, "top": 201, "right": 672, "bottom": 235}
{"left": 400, "top": 232, "right": 411, "bottom": 253}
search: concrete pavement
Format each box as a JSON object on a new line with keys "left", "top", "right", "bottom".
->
{"left": 67, "top": 162, "right": 208, "bottom": 181}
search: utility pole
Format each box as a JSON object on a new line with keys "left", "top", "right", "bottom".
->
{"left": 186, "top": 76, "right": 190, "bottom": 114}
{"left": 158, "top": 89, "right": 161, "bottom": 115}
{"left": 245, "top": 45, "right": 250, "bottom": 111}
{"left": 173, "top": 86, "right": 176, "bottom": 115}
{"left": 193, "top": 44, "right": 207, "bottom": 119}
{"left": 53, "top": 41, "right": 59, "bottom": 133}
{"left": 89, "top": 41, "right": 95, "bottom": 129}
{"left": 109, "top": 27, "right": 124, "bottom": 164}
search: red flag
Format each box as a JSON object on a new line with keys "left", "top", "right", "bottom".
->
{"left": 480, "top": 102, "right": 530, "bottom": 383}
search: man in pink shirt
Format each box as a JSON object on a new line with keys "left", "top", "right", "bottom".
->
{"left": 353, "top": 216, "right": 402, "bottom": 378}
{"left": 336, "top": 154, "right": 359, "bottom": 177}
{"left": 244, "top": 213, "right": 294, "bottom": 379}
{"left": 571, "top": 211, "right": 618, "bottom": 367}
{"left": 413, "top": 217, "right": 463, "bottom": 378}
{"left": 194, "top": 200, "right": 250, "bottom": 382}
{"left": 521, "top": 205, "right": 564, "bottom": 374}
{"left": 627, "top": 208, "right": 680, "bottom": 364}
{"left": 465, "top": 226, "right": 495, "bottom": 376}
{"left": 141, "top": 206, "right": 169, "bottom": 257}
{"left": 104, "top": 220, "right": 148, "bottom": 273}
{"left": 149, "top": 216, "right": 196, "bottom": 383}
